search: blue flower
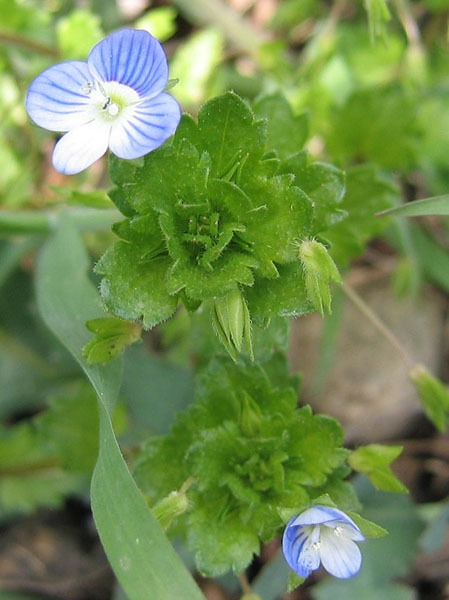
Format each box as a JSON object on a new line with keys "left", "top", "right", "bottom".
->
{"left": 26, "top": 28, "right": 181, "bottom": 175}
{"left": 282, "top": 505, "right": 366, "bottom": 579}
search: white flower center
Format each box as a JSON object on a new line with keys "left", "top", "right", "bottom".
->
{"left": 334, "top": 526, "right": 344, "bottom": 537}
{"left": 81, "top": 80, "right": 140, "bottom": 123}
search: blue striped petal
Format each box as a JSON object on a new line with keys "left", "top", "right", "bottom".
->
{"left": 320, "top": 528, "right": 362, "bottom": 579}
{"left": 52, "top": 120, "right": 110, "bottom": 174}
{"left": 26, "top": 61, "right": 93, "bottom": 132}
{"left": 290, "top": 506, "right": 361, "bottom": 531}
{"left": 87, "top": 29, "right": 168, "bottom": 98}
{"left": 109, "top": 93, "right": 180, "bottom": 160}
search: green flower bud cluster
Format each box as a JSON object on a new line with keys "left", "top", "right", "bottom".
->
{"left": 133, "top": 355, "right": 354, "bottom": 576}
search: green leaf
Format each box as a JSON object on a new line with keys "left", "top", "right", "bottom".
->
{"left": 83, "top": 317, "right": 142, "bottom": 364}
{"left": 197, "top": 92, "right": 266, "bottom": 180}
{"left": 347, "top": 512, "right": 388, "bottom": 538}
{"left": 97, "top": 244, "right": 178, "bottom": 329}
{"left": 323, "top": 166, "right": 398, "bottom": 267}
{"left": 287, "top": 570, "right": 306, "bottom": 592}
{"left": 348, "top": 445, "right": 408, "bottom": 493}
{"left": 326, "top": 86, "right": 419, "bottom": 170}
{"left": 378, "top": 194, "right": 449, "bottom": 217}
{"left": 409, "top": 365, "right": 449, "bottom": 432}
{"left": 37, "top": 384, "right": 99, "bottom": 473}
{"left": 253, "top": 94, "right": 308, "bottom": 158}
{"left": 36, "top": 216, "right": 205, "bottom": 600}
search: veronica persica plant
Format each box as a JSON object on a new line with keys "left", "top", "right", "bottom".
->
{"left": 283, "top": 505, "right": 366, "bottom": 579}
{"left": 26, "top": 28, "right": 181, "bottom": 174}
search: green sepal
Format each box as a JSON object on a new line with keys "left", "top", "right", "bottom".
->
{"left": 348, "top": 444, "right": 408, "bottom": 493}
{"left": 299, "top": 240, "right": 342, "bottom": 316}
{"left": 82, "top": 316, "right": 142, "bottom": 365}
{"left": 287, "top": 571, "right": 306, "bottom": 592}
{"left": 211, "top": 288, "right": 253, "bottom": 361}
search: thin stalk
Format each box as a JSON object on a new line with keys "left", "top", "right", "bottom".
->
{"left": 0, "top": 29, "right": 58, "bottom": 57}
{"left": 0, "top": 207, "right": 121, "bottom": 237}
{"left": 170, "top": 0, "right": 264, "bottom": 54}
{"left": 393, "top": 0, "right": 422, "bottom": 48}
{"left": 238, "top": 572, "right": 252, "bottom": 596}
{"left": 342, "top": 281, "right": 414, "bottom": 367}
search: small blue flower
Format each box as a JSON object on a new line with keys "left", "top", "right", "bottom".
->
{"left": 26, "top": 28, "right": 181, "bottom": 175}
{"left": 282, "top": 505, "right": 366, "bottom": 579}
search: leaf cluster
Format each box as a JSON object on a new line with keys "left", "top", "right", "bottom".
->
{"left": 97, "top": 92, "right": 349, "bottom": 331}
{"left": 134, "top": 354, "right": 355, "bottom": 576}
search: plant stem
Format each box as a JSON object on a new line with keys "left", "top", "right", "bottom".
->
{"left": 238, "top": 572, "right": 252, "bottom": 596}
{"left": 0, "top": 28, "right": 58, "bottom": 57}
{"left": 342, "top": 281, "right": 414, "bottom": 367}
{"left": 0, "top": 207, "right": 121, "bottom": 237}
{"left": 170, "top": 0, "right": 264, "bottom": 54}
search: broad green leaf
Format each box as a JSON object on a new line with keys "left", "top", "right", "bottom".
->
{"left": 347, "top": 512, "right": 388, "bottom": 538}
{"left": 378, "top": 195, "right": 449, "bottom": 217}
{"left": 253, "top": 94, "right": 308, "bottom": 158}
{"left": 36, "top": 216, "right": 204, "bottom": 600}
{"left": 349, "top": 445, "right": 408, "bottom": 493}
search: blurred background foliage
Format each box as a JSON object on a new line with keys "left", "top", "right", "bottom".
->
{"left": 1, "top": 0, "right": 449, "bottom": 599}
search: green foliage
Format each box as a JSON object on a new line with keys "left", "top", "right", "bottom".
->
{"left": 349, "top": 445, "right": 408, "bottom": 493}
{"left": 170, "top": 29, "right": 225, "bottom": 106}
{"left": 37, "top": 384, "right": 99, "bottom": 473}
{"left": 135, "top": 7, "right": 178, "bottom": 42}
{"left": 409, "top": 365, "right": 449, "bottom": 432}
{"left": 56, "top": 9, "right": 104, "bottom": 60}
{"left": 134, "top": 354, "right": 355, "bottom": 576}
{"left": 100, "top": 92, "right": 362, "bottom": 353}
{"left": 323, "top": 166, "right": 398, "bottom": 266}
{"left": 363, "top": 0, "right": 391, "bottom": 40}
{"left": 327, "top": 86, "right": 419, "bottom": 170}
{"left": 83, "top": 316, "right": 142, "bottom": 364}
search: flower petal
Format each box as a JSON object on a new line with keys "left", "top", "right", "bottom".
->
{"left": 324, "top": 521, "right": 366, "bottom": 542}
{"left": 290, "top": 506, "right": 361, "bottom": 532}
{"left": 319, "top": 528, "right": 363, "bottom": 579}
{"left": 52, "top": 119, "right": 110, "bottom": 174}
{"left": 88, "top": 29, "right": 168, "bottom": 98}
{"left": 109, "top": 93, "right": 181, "bottom": 160}
{"left": 282, "top": 524, "right": 320, "bottom": 577}
{"left": 26, "top": 61, "right": 93, "bottom": 132}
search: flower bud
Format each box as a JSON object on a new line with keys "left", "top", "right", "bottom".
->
{"left": 409, "top": 364, "right": 449, "bottom": 432}
{"left": 212, "top": 288, "right": 253, "bottom": 361}
{"left": 299, "top": 240, "right": 342, "bottom": 316}
{"left": 240, "top": 391, "right": 262, "bottom": 437}
{"left": 152, "top": 489, "right": 189, "bottom": 531}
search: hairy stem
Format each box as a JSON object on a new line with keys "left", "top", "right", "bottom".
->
{"left": 342, "top": 281, "right": 414, "bottom": 367}
{"left": 0, "top": 29, "right": 58, "bottom": 57}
